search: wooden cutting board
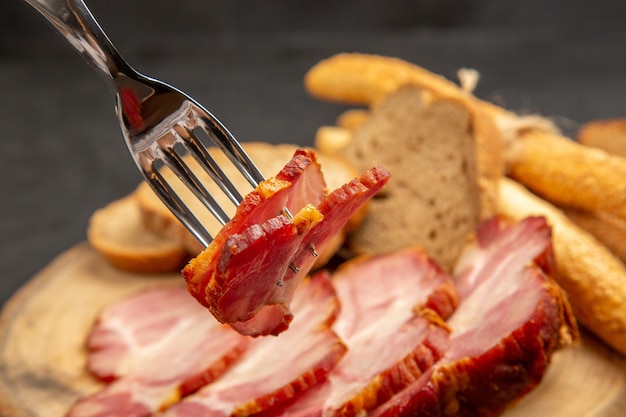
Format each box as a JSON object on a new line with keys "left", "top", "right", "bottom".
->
{"left": 1, "top": 243, "right": 626, "bottom": 417}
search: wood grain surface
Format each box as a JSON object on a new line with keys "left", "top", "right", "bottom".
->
{"left": 1, "top": 243, "right": 625, "bottom": 417}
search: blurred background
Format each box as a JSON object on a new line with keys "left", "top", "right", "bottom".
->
{"left": 1, "top": 0, "right": 625, "bottom": 305}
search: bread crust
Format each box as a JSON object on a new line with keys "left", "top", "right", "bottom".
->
{"left": 304, "top": 53, "right": 516, "bottom": 124}
{"left": 305, "top": 53, "right": 472, "bottom": 107}
{"left": 498, "top": 178, "right": 626, "bottom": 356}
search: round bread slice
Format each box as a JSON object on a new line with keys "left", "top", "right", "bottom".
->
{"left": 87, "top": 194, "right": 190, "bottom": 274}
{"left": 134, "top": 142, "right": 362, "bottom": 268}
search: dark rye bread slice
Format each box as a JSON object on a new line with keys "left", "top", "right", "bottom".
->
{"left": 338, "top": 85, "right": 503, "bottom": 271}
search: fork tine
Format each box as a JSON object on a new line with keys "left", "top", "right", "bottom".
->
{"left": 159, "top": 140, "right": 232, "bottom": 227}
{"left": 173, "top": 125, "right": 244, "bottom": 206}
{"left": 145, "top": 165, "right": 214, "bottom": 247}
{"left": 192, "top": 107, "right": 266, "bottom": 188}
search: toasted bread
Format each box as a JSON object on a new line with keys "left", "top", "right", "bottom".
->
{"left": 87, "top": 194, "right": 190, "bottom": 274}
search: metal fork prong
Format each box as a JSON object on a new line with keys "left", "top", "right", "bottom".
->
{"left": 160, "top": 144, "right": 232, "bottom": 227}
{"left": 194, "top": 110, "right": 266, "bottom": 188}
{"left": 174, "top": 125, "right": 244, "bottom": 206}
{"left": 147, "top": 166, "right": 214, "bottom": 247}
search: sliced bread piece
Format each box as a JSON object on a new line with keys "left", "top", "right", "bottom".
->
{"left": 87, "top": 194, "right": 190, "bottom": 274}
{"left": 135, "top": 142, "right": 362, "bottom": 268}
{"left": 336, "top": 85, "right": 503, "bottom": 271}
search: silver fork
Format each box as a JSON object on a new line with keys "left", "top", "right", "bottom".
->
{"left": 24, "top": 0, "right": 266, "bottom": 247}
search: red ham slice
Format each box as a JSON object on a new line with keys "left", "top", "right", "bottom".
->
{"left": 370, "top": 216, "right": 578, "bottom": 417}
{"left": 86, "top": 287, "right": 218, "bottom": 382}
{"left": 184, "top": 150, "right": 327, "bottom": 311}
{"left": 183, "top": 149, "right": 390, "bottom": 336}
{"left": 259, "top": 248, "right": 459, "bottom": 417}
{"left": 160, "top": 271, "right": 347, "bottom": 417}
{"left": 70, "top": 287, "right": 250, "bottom": 417}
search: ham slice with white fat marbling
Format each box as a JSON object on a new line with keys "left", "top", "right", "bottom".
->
{"left": 70, "top": 287, "right": 250, "bottom": 417}
{"left": 370, "top": 216, "right": 578, "bottom": 417}
{"left": 183, "top": 149, "right": 390, "bottom": 336}
{"left": 160, "top": 271, "right": 346, "bottom": 417}
{"left": 259, "top": 248, "right": 459, "bottom": 417}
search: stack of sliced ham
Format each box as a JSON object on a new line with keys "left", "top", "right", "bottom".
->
{"left": 69, "top": 287, "right": 250, "bottom": 417}
{"left": 68, "top": 214, "right": 577, "bottom": 417}
{"left": 257, "top": 248, "right": 457, "bottom": 417}
{"left": 370, "top": 216, "right": 577, "bottom": 417}
{"left": 183, "top": 149, "right": 391, "bottom": 337}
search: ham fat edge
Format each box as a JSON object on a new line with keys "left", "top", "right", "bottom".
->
{"left": 182, "top": 149, "right": 391, "bottom": 337}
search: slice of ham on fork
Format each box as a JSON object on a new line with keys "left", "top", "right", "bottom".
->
{"left": 260, "top": 248, "right": 459, "bottom": 417}
{"left": 183, "top": 149, "right": 390, "bottom": 336}
{"left": 370, "top": 216, "right": 579, "bottom": 417}
{"left": 160, "top": 271, "right": 347, "bottom": 417}
{"left": 69, "top": 287, "right": 250, "bottom": 417}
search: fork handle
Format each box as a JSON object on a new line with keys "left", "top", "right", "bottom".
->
{"left": 23, "top": 0, "right": 133, "bottom": 84}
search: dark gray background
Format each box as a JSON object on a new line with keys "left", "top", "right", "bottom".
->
{"left": 1, "top": 0, "right": 625, "bottom": 306}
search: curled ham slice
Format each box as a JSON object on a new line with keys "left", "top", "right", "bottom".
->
{"left": 70, "top": 287, "right": 250, "bottom": 417}
{"left": 160, "top": 272, "right": 347, "bottom": 417}
{"left": 260, "top": 248, "right": 459, "bottom": 417}
{"left": 370, "top": 216, "right": 578, "bottom": 417}
{"left": 183, "top": 149, "right": 390, "bottom": 336}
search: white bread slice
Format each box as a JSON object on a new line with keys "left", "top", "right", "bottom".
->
{"left": 87, "top": 194, "right": 189, "bottom": 274}
{"left": 135, "top": 142, "right": 362, "bottom": 268}
{"left": 334, "top": 85, "right": 503, "bottom": 271}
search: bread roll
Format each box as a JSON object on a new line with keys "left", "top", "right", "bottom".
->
{"left": 562, "top": 207, "right": 626, "bottom": 263}
{"left": 505, "top": 129, "right": 626, "bottom": 221}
